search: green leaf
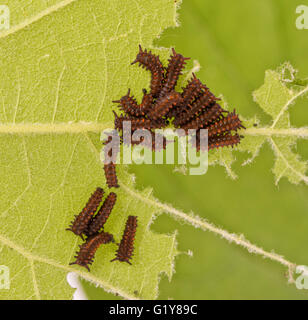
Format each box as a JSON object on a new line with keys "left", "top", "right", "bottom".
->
{"left": 240, "top": 63, "right": 308, "bottom": 185}
{"left": 0, "top": 0, "right": 180, "bottom": 300}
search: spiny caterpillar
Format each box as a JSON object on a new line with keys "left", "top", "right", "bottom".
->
{"left": 131, "top": 45, "right": 165, "bottom": 98}
{"left": 86, "top": 192, "right": 117, "bottom": 237}
{"left": 111, "top": 215, "right": 137, "bottom": 265}
{"left": 104, "top": 163, "right": 119, "bottom": 189}
{"left": 159, "top": 48, "right": 190, "bottom": 98}
{"left": 66, "top": 187, "right": 104, "bottom": 240}
{"left": 69, "top": 232, "right": 114, "bottom": 271}
{"left": 147, "top": 91, "right": 183, "bottom": 120}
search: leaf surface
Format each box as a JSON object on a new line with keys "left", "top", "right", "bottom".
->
{"left": 0, "top": 0, "right": 179, "bottom": 300}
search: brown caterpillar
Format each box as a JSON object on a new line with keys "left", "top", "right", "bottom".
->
{"left": 167, "top": 74, "right": 205, "bottom": 120}
{"left": 181, "top": 73, "right": 208, "bottom": 106}
{"left": 111, "top": 215, "right": 137, "bottom": 265}
{"left": 159, "top": 48, "right": 190, "bottom": 98}
{"left": 131, "top": 45, "right": 165, "bottom": 97}
{"left": 113, "top": 89, "right": 150, "bottom": 118}
{"left": 104, "top": 163, "right": 120, "bottom": 189}
{"left": 69, "top": 232, "right": 114, "bottom": 271}
{"left": 208, "top": 133, "right": 242, "bottom": 151}
{"left": 147, "top": 91, "right": 183, "bottom": 120}
{"left": 192, "top": 131, "right": 242, "bottom": 151}
{"left": 182, "top": 104, "right": 226, "bottom": 131}
{"left": 114, "top": 111, "right": 164, "bottom": 131}
{"left": 173, "top": 92, "right": 218, "bottom": 127}
{"left": 66, "top": 187, "right": 104, "bottom": 240}
{"left": 208, "top": 110, "right": 245, "bottom": 137}
{"left": 139, "top": 90, "right": 154, "bottom": 115}
{"left": 86, "top": 192, "right": 117, "bottom": 237}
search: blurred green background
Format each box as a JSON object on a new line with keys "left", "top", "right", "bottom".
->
{"left": 83, "top": 0, "right": 308, "bottom": 299}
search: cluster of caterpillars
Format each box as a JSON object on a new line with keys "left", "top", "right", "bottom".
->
{"left": 112, "top": 45, "right": 245, "bottom": 152}
{"left": 103, "top": 46, "right": 245, "bottom": 205}
{"left": 67, "top": 187, "right": 137, "bottom": 271}
{"left": 68, "top": 46, "right": 245, "bottom": 272}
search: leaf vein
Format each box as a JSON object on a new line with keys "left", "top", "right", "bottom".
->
{"left": 0, "top": 233, "right": 139, "bottom": 300}
{"left": 29, "top": 260, "right": 41, "bottom": 300}
{"left": 269, "top": 137, "right": 308, "bottom": 184}
{"left": 271, "top": 85, "right": 308, "bottom": 128}
{"left": 0, "top": 0, "right": 80, "bottom": 39}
